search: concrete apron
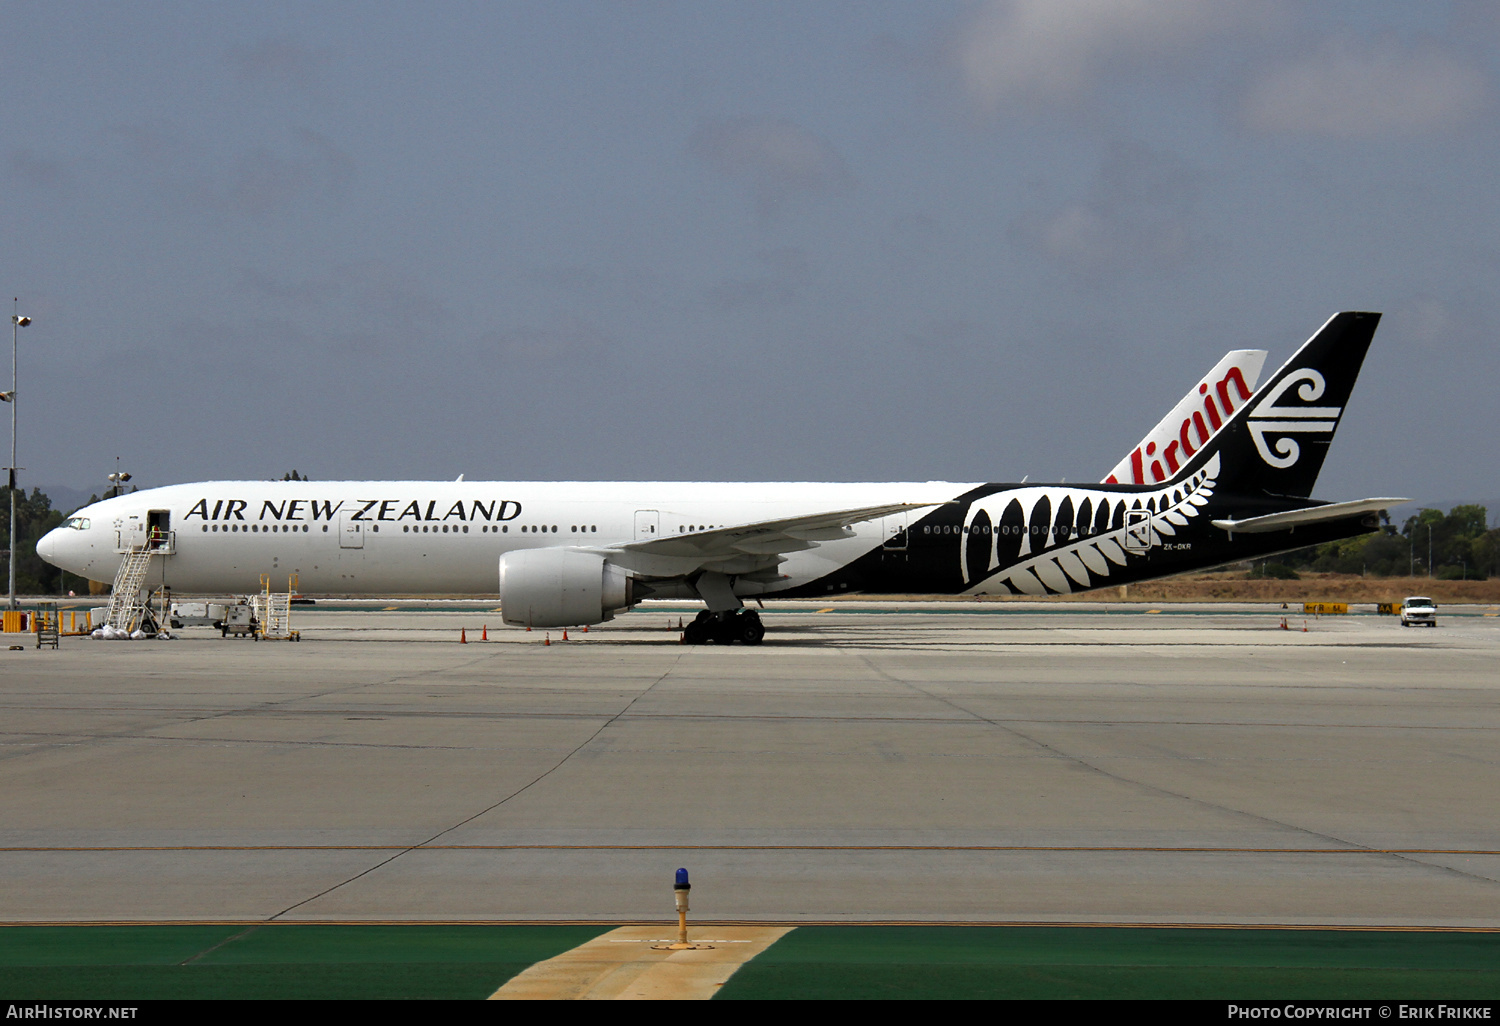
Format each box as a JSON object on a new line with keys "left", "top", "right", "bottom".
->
{"left": 490, "top": 925, "right": 793, "bottom": 1000}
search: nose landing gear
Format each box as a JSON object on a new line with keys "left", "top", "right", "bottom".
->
{"left": 683, "top": 608, "right": 764, "bottom": 646}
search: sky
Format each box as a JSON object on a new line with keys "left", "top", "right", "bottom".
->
{"left": 2, "top": 1, "right": 1497, "bottom": 514}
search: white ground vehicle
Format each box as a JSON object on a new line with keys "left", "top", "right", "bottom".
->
{"left": 1401, "top": 596, "right": 1438, "bottom": 627}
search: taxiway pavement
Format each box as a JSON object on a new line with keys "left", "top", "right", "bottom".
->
{"left": 2, "top": 602, "right": 1497, "bottom": 926}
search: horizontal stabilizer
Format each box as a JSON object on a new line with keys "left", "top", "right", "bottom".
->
{"left": 1211, "top": 497, "right": 1407, "bottom": 535}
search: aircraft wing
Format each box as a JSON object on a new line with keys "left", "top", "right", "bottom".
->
{"left": 1211, "top": 497, "right": 1407, "bottom": 536}
{"left": 598, "top": 501, "right": 944, "bottom": 578}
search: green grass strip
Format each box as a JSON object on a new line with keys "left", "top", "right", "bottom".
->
{"left": 0, "top": 926, "right": 245, "bottom": 967}
{"left": 0, "top": 963, "right": 540, "bottom": 1000}
{"left": 715, "top": 927, "right": 1500, "bottom": 1000}
{"left": 7, "top": 924, "right": 1500, "bottom": 1000}
{"left": 717, "top": 964, "right": 1500, "bottom": 1000}
{"left": 0, "top": 924, "right": 609, "bottom": 1000}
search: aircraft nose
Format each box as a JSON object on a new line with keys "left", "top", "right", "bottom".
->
{"left": 36, "top": 528, "right": 62, "bottom": 565}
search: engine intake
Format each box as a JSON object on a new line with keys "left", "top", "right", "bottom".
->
{"left": 499, "top": 548, "right": 636, "bottom": 628}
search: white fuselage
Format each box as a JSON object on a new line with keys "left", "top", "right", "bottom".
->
{"left": 39, "top": 480, "right": 968, "bottom": 596}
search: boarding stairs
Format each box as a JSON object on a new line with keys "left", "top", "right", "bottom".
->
{"left": 105, "top": 546, "right": 155, "bottom": 632}
{"left": 255, "top": 574, "right": 300, "bottom": 641}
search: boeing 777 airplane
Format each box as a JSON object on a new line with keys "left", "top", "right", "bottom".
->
{"left": 38, "top": 312, "right": 1400, "bottom": 644}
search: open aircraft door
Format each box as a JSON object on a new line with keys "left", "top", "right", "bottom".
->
{"left": 146, "top": 509, "right": 172, "bottom": 552}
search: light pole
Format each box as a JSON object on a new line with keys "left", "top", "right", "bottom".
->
{"left": 5, "top": 300, "right": 31, "bottom": 610}
{"left": 108, "top": 459, "right": 132, "bottom": 500}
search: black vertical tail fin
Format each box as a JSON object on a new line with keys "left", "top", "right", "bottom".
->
{"left": 1175, "top": 312, "right": 1379, "bottom": 499}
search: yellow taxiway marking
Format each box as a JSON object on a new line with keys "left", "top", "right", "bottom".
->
{"left": 815, "top": 608, "right": 835, "bottom": 613}
{"left": 489, "top": 924, "right": 792, "bottom": 1000}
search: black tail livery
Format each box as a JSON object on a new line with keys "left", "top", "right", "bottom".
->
{"left": 795, "top": 312, "right": 1401, "bottom": 598}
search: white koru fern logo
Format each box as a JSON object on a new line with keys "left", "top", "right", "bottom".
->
{"left": 1247, "top": 369, "right": 1342, "bottom": 469}
{"left": 960, "top": 454, "right": 1219, "bottom": 596}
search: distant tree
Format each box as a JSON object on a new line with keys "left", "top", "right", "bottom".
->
{"left": 0, "top": 486, "right": 66, "bottom": 593}
{"left": 280, "top": 470, "right": 309, "bottom": 481}
{"left": 1446, "top": 505, "right": 1489, "bottom": 537}
{"left": 1473, "top": 529, "right": 1500, "bottom": 579}
{"left": 1402, "top": 506, "right": 1488, "bottom": 578}
{"left": 1277, "top": 543, "right": 1321, "bottom": 569}
{"left": 1305, "top": 524, "right": 1408, "bottom": 576}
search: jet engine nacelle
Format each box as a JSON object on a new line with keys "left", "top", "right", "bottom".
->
{"left": 498, "top": 548, "right": 636, "bottom": 628}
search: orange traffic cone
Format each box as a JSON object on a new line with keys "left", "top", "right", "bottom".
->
{"left": 460, "top": 628, "right": 467, "bottom": 644}
{"left": 544, "top": 633, "right": 551, "bottom": 646}
{"left": 562, "top": 629, "right": 569, "bottom": 641}
{"left": 1303, "top": 621, "right": 1308, "bottom": 632}
{"left": 481, "top": 625, "right": 488, "bottom": 641}
{"left": 582, "top": 625, "right": 588, "bottom": 633}
{"left": 526, "top": 625, "right": 531, "bottom": 632}
{"left": 679, "top": 632, "right": 685, "bottom": 644}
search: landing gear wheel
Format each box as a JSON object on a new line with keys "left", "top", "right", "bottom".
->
{"left": 683, "top": 609, "right": 765, "bottom": 645}
{"left": 737, "top": 611, "right": 765, "bottom": 646}
{"left": 711, "top": 615, "right": 738, "bottom": 645}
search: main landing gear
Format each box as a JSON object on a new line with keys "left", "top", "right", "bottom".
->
{"left": 683, "top": 609, "right": 765, "bottom": 646}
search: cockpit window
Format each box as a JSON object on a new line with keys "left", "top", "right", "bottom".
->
{"left": 64, "top": 517, "right": 90, "bottom": 530}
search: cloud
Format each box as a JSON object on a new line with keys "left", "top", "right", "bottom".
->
{"left": 954, "top": 0, "right": 1265, "bottom": 109}
{"left": 228, "top": 36, "right": 334, "bottom": 90}
{"left": 690, "top": 117, "right": 852, "bottom": 217}
{"left": 1243, "top": 37, "right": 1488, "bottom": 138}
{"left": 1012, "top": 140, "right": 1205, "bottom": 279}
